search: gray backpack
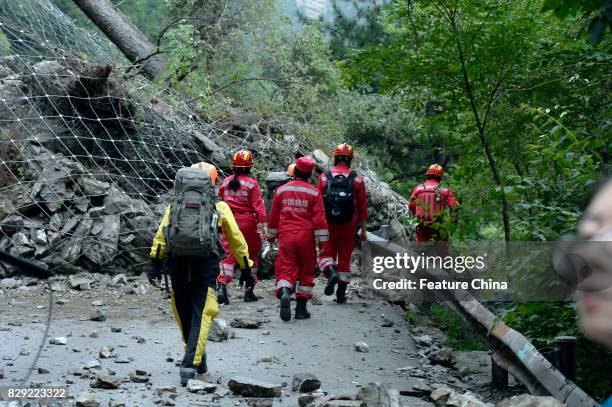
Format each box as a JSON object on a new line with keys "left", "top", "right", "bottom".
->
{"left": 164, "top": 167, "right": 218, "bottom": 257}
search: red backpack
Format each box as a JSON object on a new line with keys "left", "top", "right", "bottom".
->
{"left": 413, "top": 184, "right": 449, "bottom": 224}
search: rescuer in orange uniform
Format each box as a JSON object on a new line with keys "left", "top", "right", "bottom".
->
{"left": 318, "top": 143, "right": 368, "bottom": 304}
{"left": 267, "top": 156, "right": 335, "bottom": 321}
{"left": 217, "top": 149, "right": 267, "bottom": 303}
{"left": 408, "top": 164, "right": 458, "bottom": 243}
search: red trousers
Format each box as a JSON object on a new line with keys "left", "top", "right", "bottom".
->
{"left": 274, "top": 229, "right": 315, "bottom": 299}
{"left": 218, "top": 213, "right": 261, "bottom": 285}
{"left": 328, "top": 220, "right": 358, "bottom": 284}
{"left": 415, "top": 224, "right": 448, "bottom": 243}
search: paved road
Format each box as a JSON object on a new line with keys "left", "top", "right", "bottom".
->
{"left": 0, "top": 276, "right": 436, "bottom": 406}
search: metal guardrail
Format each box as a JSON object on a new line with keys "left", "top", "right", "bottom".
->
{"left": 360, "top": 232, "right": 598, "bottom": 407}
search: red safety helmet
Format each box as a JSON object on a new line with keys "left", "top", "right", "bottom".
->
{"left": 426, "top": 164, "right": 444, "bottom": 178}
{"left": 333, "top": 143, "right": 354, "bottom": 159}
{"left": 231, "top": 149, "right": 253, "bottom": 168}
{"left": 295, "top": 157, "right": 315, "bottom": 174}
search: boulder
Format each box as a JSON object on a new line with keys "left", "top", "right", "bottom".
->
{"left": 75, "top": 391, "right": 100, "bottom": 407}
{"left": 186, "top": 379, "right": 217, "bottom": 394}
{"left": 496, "top": 395, "right": 564, "bottom": 407}
{"left": 208, "top": 318, "right": 231, "bottom": 342}
{"left": 227, "top": 376, "right": 282, "bottom": 398}
{"left": 356, "top": 383, "right": 400, "bottom": 407}
{"left": 353, "top": 342, "right": 369, "bottom": 353}
{"left": 292, "top": 373, "right": 321, "bottom": 393}
{"left": 429, "top": 348, "right": 456, "bottom": 368}
{"left": 231, "top": 317, "right": 262, "bottom": 329}
{"left": 312, "top": 149, "right": 330, "bottom": 167}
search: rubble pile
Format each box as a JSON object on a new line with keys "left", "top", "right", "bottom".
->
{"left": 0, "top": 56, "right": 414, "bottom": 278}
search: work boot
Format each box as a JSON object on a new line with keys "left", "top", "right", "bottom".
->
{"left": 179, "top": 367, "right": 196, "bottom": 387}
{"left": 197, "top": 354, "right": 207, "bottom": 374}
{"left": 336, "top": 282, "right": 348, "bottom": 304}
{"left": 324, "top": 266, "right": 339, "bottom": 296}
{"left": 244, "top": 287, "right": 259, "bottom": 302}
{"left": 217, "top": 284, "right": 229, "bottom": 305}
{"left": 279, "top": 287, "right": 291, "bottom": 322}
{"left": 294, "top": 298, "right": 311, "bottom": 320}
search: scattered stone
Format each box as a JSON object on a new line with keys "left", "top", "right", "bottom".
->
{"left": 99, "top": 346, "right": 113, "bottom": 359}
{"left": 75, "top": 391, "right": 100, "bottom": 407}
{"left": 111, "top": 327, "right": 122, "bottom": 333}
{"left": 311, "top": 295, "right": 323, "bottom": 306}
{"left": 259, "top": 355, "right": 274, "bottom": 363}
{"left": 19, "top": 349, "right": 30, "bottom": 356}
{"left": 111, "top": 274, "right": 128, "bottom": 285}
{"left": 129, "top": 372, "right": 149, "bottom": 383}
{"left": 429, "top": 348, "right": 456, "bottom": 368}
{"left": 227, "top": 376, "right": 282, "bottom": 398}
{"left": 357, "top": 383, "right": 400, "bottom": 407}
{"left": 155, "top": 386, "right": 177, "bottom": 396}
{"left": 73, "top": 368, "right": 88, "bottom": 376}
{"left": 90, "top": 331, "right": 99, "bottom": 338}
{"left": 90, "top": 310, "right": 107, "bottom": 322}
{"left": 353, "top": 342, "right": 369, "bottom": 353}
{"left": 108, "top": 399, "right": 126, "bottom": 407}
{"left": 208, "top": 318, "right": 231, "bottom": 342}
{"left": 186, "top": 379, "right": 217, "bottom": 394}
{"left": 91, "top": 300, "right": 105, "bottom": 307}
{"left": 0, "top": 277, "right": 21, "bottom": 289}
{"left": 85, "top": 360, "right": 101, "bottom": 369}
{"left": 381, "top": 318, "right": 394, "bottom": 327}
{"left": 431, "top": 387, "right": 490, "bottom": 407}
{"left": 399, "top": 379, "right": 432, "bottom": 397}
{"left": 231, "top": 317, "right": 262, "bottom": 329}
{"left": 92, "top": 374, "right": 121, "bottom": 389}
{"left": 69, "top": 275, "right": 93, "bottom": 291}
{"left": 414, "top": 335, "right": 434, "bottom": 347}
{"left": 298, "top": 393, "right": 319, "bottom": 407}
{"left": 0, "top": 368, "right": 4, "bottom": 379}
{"left": 496, "top": 395, "right": 564, "bottom": 407}
{"left": 292, "top": 373, "right": 321, "bottom": 393}
{"left": 50, "top": 336, "right": 67, "bottom": 345}
{"left": 37, "top": 367, "right": 50, "bottom": 374}
{"left": 133, "top": 336, "right": 146, "bottom": 344}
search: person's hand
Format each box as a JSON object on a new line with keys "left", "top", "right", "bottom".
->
{"left": 148, "top": 260, "right": 162, "bottom": 287}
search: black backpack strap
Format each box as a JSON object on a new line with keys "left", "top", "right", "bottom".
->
{"left": 345, "top": 171, "right": 357, "bottom": 193}
{"left": 324, "top": 169, "right": 334, "bottom": 197}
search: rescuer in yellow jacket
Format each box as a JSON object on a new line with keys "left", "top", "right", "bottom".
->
{"left": 148, "top": 162, "right": 252, "bottom": 386}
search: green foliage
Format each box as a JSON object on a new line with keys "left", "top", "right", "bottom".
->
{"left": 51, "top": 0, "right": 166, "bottom": 41}
{"left": 542, "top": 0, "right": 612, "bottom": 44}
{"left": 427, "top": 303, "right": 487, "bottom": 351}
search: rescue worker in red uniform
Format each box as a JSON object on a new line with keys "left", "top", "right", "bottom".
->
{"left": 408, "top": 164, "right": 458, "bottom": 243}
{"left": 217, "top": 150, "right": 267, "bottom": 303}
{"left": 266, "top": 157, "right": 335, "bottom": 321}
{"left": 318, "top": 143, "right": 368, "bottom": 304}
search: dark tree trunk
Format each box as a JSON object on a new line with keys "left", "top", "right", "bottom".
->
{"left": 71, "top": 0, "right": 165, "bottom": 80}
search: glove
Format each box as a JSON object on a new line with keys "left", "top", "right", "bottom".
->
{"left": 148, "top": 260, "right": 162, "bottom": 287}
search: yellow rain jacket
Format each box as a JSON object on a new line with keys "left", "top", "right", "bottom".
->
{"left": 149, "top": 201, "right": 252, "bottom": 269}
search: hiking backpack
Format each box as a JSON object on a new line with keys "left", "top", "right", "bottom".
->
{"left": 323, "top": 170, "right": 357, "bottom": 224}
{"left": 164, "top": 167, "right": 219, "bottom": 257}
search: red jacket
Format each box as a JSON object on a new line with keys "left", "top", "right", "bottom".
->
{"left": 219, "top": 174, "right": 267, "bottom": 223}
{"left": 408, "top": 179, "right": 458, "bottom": 221}
{"left": 318, "top": 163, "right": 368, "bottom": 223}
{"left": 267, "top": 179, "right": 329, "bottom": 237}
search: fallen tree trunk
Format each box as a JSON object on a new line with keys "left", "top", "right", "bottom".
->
{"left": 70, "top": 0, "right": 165, "bottom": 80}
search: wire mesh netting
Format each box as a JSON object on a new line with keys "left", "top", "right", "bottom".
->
{"left": 0, "top": 0, "right": 265, "bottom": 276}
